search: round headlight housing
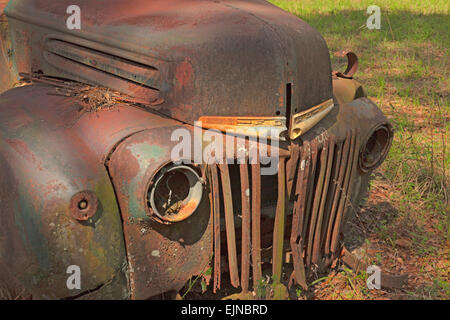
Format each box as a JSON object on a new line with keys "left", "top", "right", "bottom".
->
{"left": 147, "top": 164, "right": 203, "bottom": 223}
{"left": 359, "top": 123, "right": 393, "bottom": 172}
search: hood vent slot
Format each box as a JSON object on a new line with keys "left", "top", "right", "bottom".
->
{"left": 44, "top": 39, "right": 161, "bottom": 104}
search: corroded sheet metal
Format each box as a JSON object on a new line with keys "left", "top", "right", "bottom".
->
{"left": 286, "top": 142, "right": 300, "bottom": 198}
{"left": 0, "top": 85, "right": 131, "bottom": 299}
{"left": 107, "top": 127, "right": 213, "bottom": 299}
{"left": 290, "top": 142, "right": 310, "bottom": 289}
{"left": 305, "top": 139, "right": 328, "bottom": 267}
{"left": 5, "top": 0, "right": 333, "bottom": 125}
{"left": 210, "top": 165, "right": 221, "bottom": 293}
{"left": 218, "top": 163, "right": 240, "bottom": 288}
{"left": 324, "top": 131, "right": 352, "bottom": 266}
{"left": 239, "top": 163, "right": 251, "bottom": 293}
{"left": 311, "top": 136, "right": 335, "bottom": 265}
{"left": 330, "top": 130, "right": 360, "bottom": 257}
{"left": 272, "top": 157, "right": 287, "bottom": 284}
{"left": 0, "top": 0, "right": 396, "bottom": 300}
{"left": 251, "top": 153, "right": 262, "bottom": 287}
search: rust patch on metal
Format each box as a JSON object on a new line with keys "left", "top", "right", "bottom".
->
{"left": 69, "top": 190, "right": 98, "bottom": 221}
{"left": 175, "top": 58, "right": 193, "bottom": 88}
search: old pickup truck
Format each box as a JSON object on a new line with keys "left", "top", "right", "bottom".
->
{"left": 0, "top": 0, "right": 392, "bottom": 299}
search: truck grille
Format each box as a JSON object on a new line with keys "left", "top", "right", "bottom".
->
{"left": 208, "top": 129, "right": 360, "bottom": 292}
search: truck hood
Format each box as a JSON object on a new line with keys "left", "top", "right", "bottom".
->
{"left": 5, "top": 0, "right": 332, "bottom": 126}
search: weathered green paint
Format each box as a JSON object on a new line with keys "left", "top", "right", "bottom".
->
{"left": 126, "top": 142, "right": 169, "bottom": 219}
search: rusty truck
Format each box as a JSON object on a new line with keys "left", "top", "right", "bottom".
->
{"left": 0, "top": 0, "right": 393, "bottom": 299}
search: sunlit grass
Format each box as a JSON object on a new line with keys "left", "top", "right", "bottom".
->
{"left": 271, "top": 0, "right": 449, "bottom": 300}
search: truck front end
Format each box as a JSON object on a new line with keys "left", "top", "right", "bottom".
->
{"left": 0, "top": 0, "right": 392, "bottom": 299}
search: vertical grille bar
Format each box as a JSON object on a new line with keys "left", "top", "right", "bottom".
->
{"left": 286, "top": 143, "right": 300, "bottom": 198}
{"left": 210, "top": 165, "right": 221, "bottom": 293}
{"left": 272, "top": 157, "right": 287, "bottom": 283}
{"left": 306, "top": 139, "right": 329, "bottom": 267}
{"left": 320, "top": 142, "right": 343, "bottom": 258}
{"left": 251, "top": 153, "right": 262, "bottom": 286}
{"left": 290, "top": 141, "right": 311, "bottom": 289}
{"left": 312, "top": 136, "right": 336, "bottom": 265}
{"left": 330, "top": 129, "right": 357, "bottom": 257}
{"left": 239, "top": 163, "right": 251, "bottom": 292}
{"left": 218, "top": 163, "right": 240, "bottom": 288}
{"left": 330, "top": 129, "right": 360, "bottom": 256}
{"left": 303, "top": 140, "right": 319, "bottom": 268}
{"left": 324, "top": 130, "right": 352, "bottom": 266}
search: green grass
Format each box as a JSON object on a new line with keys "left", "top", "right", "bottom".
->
{"left": 270, "top": 0, "right": 449, "bottom": 300}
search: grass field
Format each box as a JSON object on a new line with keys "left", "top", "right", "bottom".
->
{"left": 269, "top": 0, "right": 449, "bottom": 300}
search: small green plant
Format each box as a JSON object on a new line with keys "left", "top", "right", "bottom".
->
{"left": 295, "top": 286, "right": 303, "bottom": 298}
{"left": 255, "top": 277, "right": 269, "bottom": 299}
{"left": 181, "top": 267, "right": 212, "bottom": 299}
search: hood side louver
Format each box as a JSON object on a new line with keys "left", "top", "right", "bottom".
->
{"left": 44, "top": 39, "right": 161, "bottom": 104}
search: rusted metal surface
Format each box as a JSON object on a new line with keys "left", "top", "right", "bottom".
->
{"left": 5, "top": 0, "right": 333, "bottom": 125}
{"left": 69, "top": 190, "right": 99, "bottom": 221}
{"left": 0, "top": 0, "right": 395, "bottom": 299}
{"left": 0, "top": 85, "right": 132, "bottom": 299}
{"left": 239, "top": 163, "right": 251, "bottom": 293}
{"left": 208, "top": 124, "right": 378, "bottom": 292}
{"left": 330, "top": 130, "right": 360, "bottom": 257}
{"left": 303, "top": 140, "right": 318, "bottom": 268}
{"left": 218, "top": 163, "right": 240, "bottom": 288}
{"left": 332, "top": 51, "right": 359, "bottom": 79}
{"left": 312, "top": 136, "right": 335, "bottom": 265}
{"left": 324, "top": 131, "right": 352, "bottom": 266}
{"left": 251, "top": 154, "right": 263, "bottom": 287}
{"left": 272, "top": 157, "right": 287, "bottom": 284}
{"left": 306, "top": 139, "right": 328, "bottom": 267}
{"left": 210, "top": 165, "right": 221, "bottom": 293}
{"left": 289, "top": 142, "right": 310, "bottom": 289}
{"left": 286, "top": 142, "right": 300, "bottom": 198}
{"left": 342, "top": 248, "right": 408, "bottom": 290}
{"left": 107, "top": 128, "right": 213, "bottom": 299}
